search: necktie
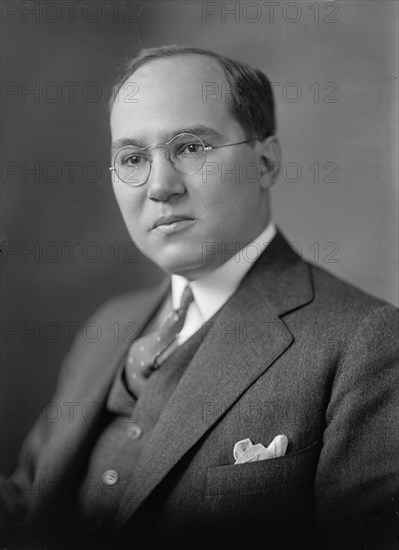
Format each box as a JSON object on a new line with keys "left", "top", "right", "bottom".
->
{"left": 124, "top": 284, "right": 194, "bottom": 398}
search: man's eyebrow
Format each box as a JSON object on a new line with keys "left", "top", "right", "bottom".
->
{"left": 174, "top": 126, "right": 224, "bottom": 140}
{"left": 111, "top": 125, "right": 224, "bottom": 151}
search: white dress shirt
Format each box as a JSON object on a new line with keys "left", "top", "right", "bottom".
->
{"left": 171, "top": 221, "right": 277, "bottom": 344}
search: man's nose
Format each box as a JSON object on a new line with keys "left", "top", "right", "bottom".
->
{"left": 147, "top": 150, "right": 186, "bottom": 201}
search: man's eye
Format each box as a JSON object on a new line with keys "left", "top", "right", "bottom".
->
{"left": 122, "top": 154, "right": 146, "bottom": 166}
{"left": 178, "top": 143, "right": 204, "bottom": 155}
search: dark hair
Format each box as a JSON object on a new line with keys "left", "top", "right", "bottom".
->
{"left": 109, "top": 45, "right": 276, "bottom": 140}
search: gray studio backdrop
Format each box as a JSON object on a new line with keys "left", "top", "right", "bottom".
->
{"left": 1, "top": 1, "right": 398, "bottom": 474}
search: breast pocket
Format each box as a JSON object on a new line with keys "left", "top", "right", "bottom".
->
{"left": 203, "top": 439, "right": 322, "bottom": 534}
{"left": 206, "top": 439, "right": 322, "bottom": 497}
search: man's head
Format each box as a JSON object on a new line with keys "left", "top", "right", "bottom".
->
{"left": 109, "top": 45, "right": 281, "bottom": 280}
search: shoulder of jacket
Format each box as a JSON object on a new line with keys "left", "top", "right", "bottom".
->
{"left": 88, "top": 281, "right": 169, "bottom": 323}
{"left": 308, "top": 261, "right": 396, "bottom": 316}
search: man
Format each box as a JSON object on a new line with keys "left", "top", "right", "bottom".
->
{"left": 1, "top": 45, "right": 398, "bottom": 549}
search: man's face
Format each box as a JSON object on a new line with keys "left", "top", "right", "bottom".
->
{"left": 110, "top": 55, "right": 272, "bottom": 280}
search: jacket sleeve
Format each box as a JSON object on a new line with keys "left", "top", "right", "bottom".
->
{"left": 314, "top": 304, "right": 399, "bottom": 546}
{"left": 0, "top": 327, "right": 88, "bottom": 526}
{"left": 0, "top": 297, "right": 118, "bottom": 526}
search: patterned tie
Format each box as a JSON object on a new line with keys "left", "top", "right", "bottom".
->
{"left": 124, "top": 284, "right": 194, "bottom": 398}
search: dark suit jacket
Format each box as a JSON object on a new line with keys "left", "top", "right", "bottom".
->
{"left": 1, "top": 230, "right": 398, "bottom": 549}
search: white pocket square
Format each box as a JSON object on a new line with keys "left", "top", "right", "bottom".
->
{"left": 233, "top": 435, "right": 288, "bottom": 464}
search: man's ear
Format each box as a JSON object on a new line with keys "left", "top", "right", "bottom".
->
{"left": 256, "top": 135, "right": 282, "bottom": 189}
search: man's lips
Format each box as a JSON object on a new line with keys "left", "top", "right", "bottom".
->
{"left": 152, "top": 215, "right": 194, "bottom": 229}
{"left": 152, "top": 215, "right": 196, "bottom": 235}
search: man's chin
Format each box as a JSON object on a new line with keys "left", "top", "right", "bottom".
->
{"left": 149, "top": 252, "right": 208, "bottom": 280}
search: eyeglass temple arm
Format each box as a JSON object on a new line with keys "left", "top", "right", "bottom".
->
{"left": 209, "top": 139, "right": 253, "bottom": 151}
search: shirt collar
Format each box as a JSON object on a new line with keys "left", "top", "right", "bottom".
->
{"left": 171, "top": 221, "right": 277, "bottom": 320}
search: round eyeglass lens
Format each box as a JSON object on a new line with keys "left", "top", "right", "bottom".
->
{"left": 168, "top": 133, "right": 207, "bottom": 175}
{"left": 114, "top": 147, "right": 150, "bottom": 186}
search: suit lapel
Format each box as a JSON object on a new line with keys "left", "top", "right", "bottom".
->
{"left": 114, "top": 230, "right": 314, "bottom": 529}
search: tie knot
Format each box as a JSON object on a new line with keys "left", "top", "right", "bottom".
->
{"left": 178, "top": 284, "right": 194, "bottom": 316}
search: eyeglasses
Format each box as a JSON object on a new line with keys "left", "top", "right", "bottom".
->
{"left": 109, "top": 132, "right": 252, "bottom": 187}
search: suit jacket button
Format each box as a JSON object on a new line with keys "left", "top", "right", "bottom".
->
{"left": 128, "top": 425, "right": 143, "bottom": 440}
{"left": 102, "top": 469, "right": 119, "bottom": 485}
